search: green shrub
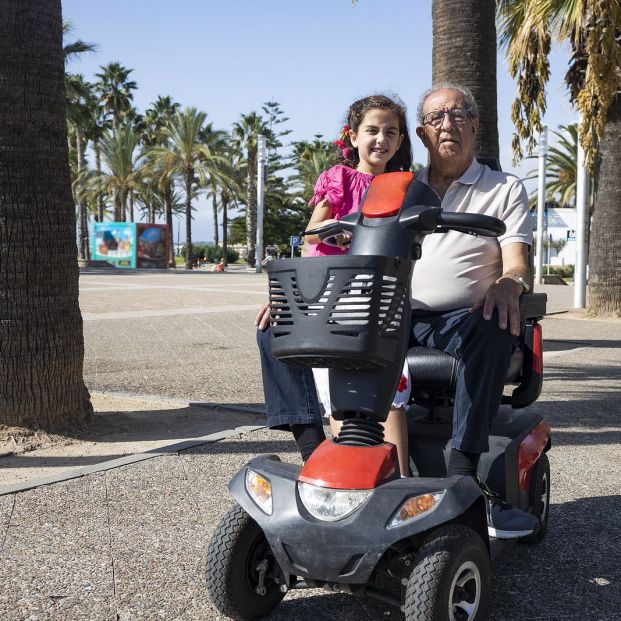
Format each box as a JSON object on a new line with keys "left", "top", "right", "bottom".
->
{"left": 547, "top": 264, "right": 574, "bottom": 278}
{"left": 205, "top": 245, "right": 239, "bottom": 264}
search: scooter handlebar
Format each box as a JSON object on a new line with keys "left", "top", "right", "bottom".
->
{"left": 434, "top": 211, "right": 506, "bottom": 238}
{"left": 302, "top": 209, "right": 505, "bottom": 247}
{"left": 302, "top": 213, "right": 358, "bottom": 247}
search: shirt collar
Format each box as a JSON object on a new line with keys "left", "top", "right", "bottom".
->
{"left": 416, "top": 158, "right": 483, "bottom": 187}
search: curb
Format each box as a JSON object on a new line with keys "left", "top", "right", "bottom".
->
{"left": 0, "top": 424, "right": 265, "bottom": 497}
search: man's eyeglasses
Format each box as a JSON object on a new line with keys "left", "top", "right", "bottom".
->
{"left": 422, "top": 108, "right": 472, "bottom": 128}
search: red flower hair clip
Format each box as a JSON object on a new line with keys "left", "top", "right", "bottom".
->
{"left": 334, "top": 124, "right": 353, "bottom": 160}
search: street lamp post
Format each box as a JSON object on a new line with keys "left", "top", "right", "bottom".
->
{"left": 255, "top": 135, "right": 267, "bottom": 273}
{"left": 535, "top": 126, "right": 548, "bottom": 285}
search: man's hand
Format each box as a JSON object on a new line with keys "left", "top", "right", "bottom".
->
{"left": 471, "top": 278, "right": 523, "bottom": 336}
{"left": 255, "top": 302, "right": 270, "bottom": 331}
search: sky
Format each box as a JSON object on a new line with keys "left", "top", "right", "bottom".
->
{"left": 63, "top": 0, "right": 577, "bottom": 243}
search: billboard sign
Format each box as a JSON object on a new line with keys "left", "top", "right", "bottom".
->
{"left": 92, "top": 223, "right": 136, "bottom": 268}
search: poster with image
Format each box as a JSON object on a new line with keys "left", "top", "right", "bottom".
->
{"left": 92, "top": 223, "right": 136, "bottom": 268}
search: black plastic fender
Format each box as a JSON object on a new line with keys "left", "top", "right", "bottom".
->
{"left": 228, "top": 455, "right": 486, "bottom": 584}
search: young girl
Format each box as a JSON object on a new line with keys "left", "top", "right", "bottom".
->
{"left": 305, "top": 94, "right": 413, "bottom": 476}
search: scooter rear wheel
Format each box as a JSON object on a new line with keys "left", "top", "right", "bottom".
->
{"left": 404, "top": 524, "right": 490, "bottom": 621}
{"left": 206, "top": 503, "right": 285, "bottom": 620}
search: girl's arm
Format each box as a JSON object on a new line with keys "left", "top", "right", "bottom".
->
{"left": 304, "top": 199, "right": 337, "bottom": 245}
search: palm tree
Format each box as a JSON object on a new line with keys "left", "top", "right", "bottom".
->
{"left": 66, "top": 74, "right": 99, "bottom": 259}
{"left": 200, "top": 124, "right": 230, "bottom": 247}
{"left": 95, "top": 61, "right": 137, "bottom": 129}
{"left": 523, "top": 125, "right": 591, "bottom": 209}
{"left": 149, "top": 107, "right": 229, "bottom": 270}
{"left": 63, "top": 19, "right": 97, "bottom": 65}
{"left": 0, "top": 0, "right": 92, "bottom": 428}
{"left": 98, "top": 126, "right": 144, "bottom": 222}
{"left": 143, "top": 96, "right": 180, "bottom": 147}
{"left": 431, "top": 0, "right": 499, "bottom": 160}
{"left": 291, "top": 136, "right": 338, "bottom": 199}
{"left": 498, "top": 0, "right": 621, "bottom": 313}
{"left": 231, "top": 112, "right": 269, "bottom": 266}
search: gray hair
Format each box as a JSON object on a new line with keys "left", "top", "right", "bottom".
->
{"left": 416, "top": 83, "right": 479, "bottom": 124}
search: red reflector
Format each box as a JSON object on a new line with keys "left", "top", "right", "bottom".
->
{"left": 533, "top": 323, "right": 543, "bottom": 374}
{"left": 361, "top": 172, "right": 414, "bottom": 218}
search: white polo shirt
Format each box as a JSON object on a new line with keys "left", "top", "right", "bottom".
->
{"left": 411, "top": 159, "right": 533, "bottom": 311}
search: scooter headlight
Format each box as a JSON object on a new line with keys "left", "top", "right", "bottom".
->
{"left": 387, "top": 491, "right": 446, "bottom": 529}
{"left": 298, "top": 482, "right": 372, "bottom": 522}
{"left": 245, "top": 469, "right": 273, "bottom": 515}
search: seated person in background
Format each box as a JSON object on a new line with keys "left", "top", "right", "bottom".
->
{"left": 213, "top": 257, "right": 225, "bottom": 272}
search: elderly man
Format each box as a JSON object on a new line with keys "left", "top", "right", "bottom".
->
{"left": 405, "top": 84, "right": 536, "bottom": 537}
{"left": 256, "top": 83, "right": 538, "bottom": 539}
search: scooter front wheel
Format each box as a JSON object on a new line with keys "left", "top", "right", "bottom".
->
{"left": 404, "top": 524, "right": 490, "bottom": 621}
{"left": 206, "top": 503, "right": 285, "bottom": 620}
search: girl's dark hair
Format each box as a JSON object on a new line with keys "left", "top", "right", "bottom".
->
{"left": 339, "top": 94, "right": 413, "bottom": 172}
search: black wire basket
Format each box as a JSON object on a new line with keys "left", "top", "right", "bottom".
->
{"left": 267, "top": 255, "right": 412, "bottom": 369}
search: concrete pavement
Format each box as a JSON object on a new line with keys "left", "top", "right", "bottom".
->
{"left": 0, "top": 270, "right": 619, "bottom": 620}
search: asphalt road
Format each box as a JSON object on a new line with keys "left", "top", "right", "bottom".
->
{"left": 0, "top": 269, "right": 619, "bottom": 620}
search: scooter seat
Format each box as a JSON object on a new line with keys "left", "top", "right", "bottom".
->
{"left": 406, "top": 346, "right": 524, "bottom": 390}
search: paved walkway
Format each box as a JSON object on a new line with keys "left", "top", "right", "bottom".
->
{"left": 1, "top": 271, "right": 620, "bottom": 620}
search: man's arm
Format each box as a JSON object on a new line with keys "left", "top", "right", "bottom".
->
{"left": 474, "top": 242, "right": 531, "bottom": 336}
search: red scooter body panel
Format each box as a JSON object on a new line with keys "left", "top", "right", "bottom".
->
{"left": 298, "top": 439, "right": 398, "bottom": 489}
{"left": 518, "top": 420, "right": 551, "bottom": 491}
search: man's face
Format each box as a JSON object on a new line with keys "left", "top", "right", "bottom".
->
{"left": 416, "top": 89, "right": 479, "bottom": 172}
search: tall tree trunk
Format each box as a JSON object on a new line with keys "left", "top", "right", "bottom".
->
{"left": 128, "top": 194, "right": 134, "bottom": 223}
{"left": 165, "top": 200, "right": 175, "bottom": 268}
{"left": 222, "top": 196, "right": 228, "bottom": 267}
{"left": 212, "top": 192, "right": 219, "bottom": 247}
{"left": 588, "top": 94, "right": 621, "bottom": 314}
{"left": 0, "top": 0, "right": 92, "bottom": 429}
{"left": 246, "top": 145, "right": 257, "bottom": 266}
{"left": 113, "top": 191, "right": 121, "bottom": 222}
{"left": 76, "top": 128, "right": 90, "bottom": 260}
{"left": 432, "top": 0, "right": 499, "bottom": 163}
{"left": 94, "top": 138, "right": 104, "bottom": 221}
{"left": 184, "top": 170, "right": 193, "bottom": 270}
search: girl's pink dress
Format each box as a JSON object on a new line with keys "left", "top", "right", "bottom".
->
{"left": 306, "top": 164, "right": 373, "bottom": 257}
{"left": 305, "top": 164, "right": 411, "bottom": 413}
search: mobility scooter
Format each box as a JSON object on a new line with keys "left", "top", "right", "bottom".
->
{"left": 206, "top": 171, "right": 550, "bottom": 620}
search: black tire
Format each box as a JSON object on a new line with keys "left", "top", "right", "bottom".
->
{"left": 206, "top": 503, "right": 285, "bottom": 620}
{"left": 521, "top": 453, "right": 550, "bottom": 544}
{"left": 404, "top": 525, "right": 490, "bottom": 621}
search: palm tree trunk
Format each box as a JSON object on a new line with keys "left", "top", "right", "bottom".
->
{"left": 94, "top": 138, "right": 104, "bottom": 221}
{"left": 165, "top": 197, "right": 175, "bottom": 268}
{"left": 121, "top": 190, "right": 127, "bottom": 222}
{"left": 128, "top": 194, "right": 134, "bottom": 222}
{"left": 588, "top": 94, "right": 621, "bottom": 314}
{"left": 77, "top": 128, "right": 91, "bottom": 260}
{"left": 246, "top": 145, "right": 257, "bottom": 266}
{"left": 212, "top": 192, "right": 219, "bottom": 247}
{"left": 0, "top": 0, "right": 92, "bottom": 429}
{"left": 185, "top": 169, "right": 193, "bottom": 270}
{"left": 76, "top": 128, "right": 87, "bottom": 260}
{"left": 432, "top": 0, "right": 499, "bottom": 162}
{"left": 222, "top": 196, "right": 229, "bottom": 267}
{"left": 113, "top": 191, "right": 121, "bottom": 222}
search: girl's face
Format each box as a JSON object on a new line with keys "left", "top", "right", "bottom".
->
{"left": 350, "top": 108, "right": 404, "bottom": 175}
